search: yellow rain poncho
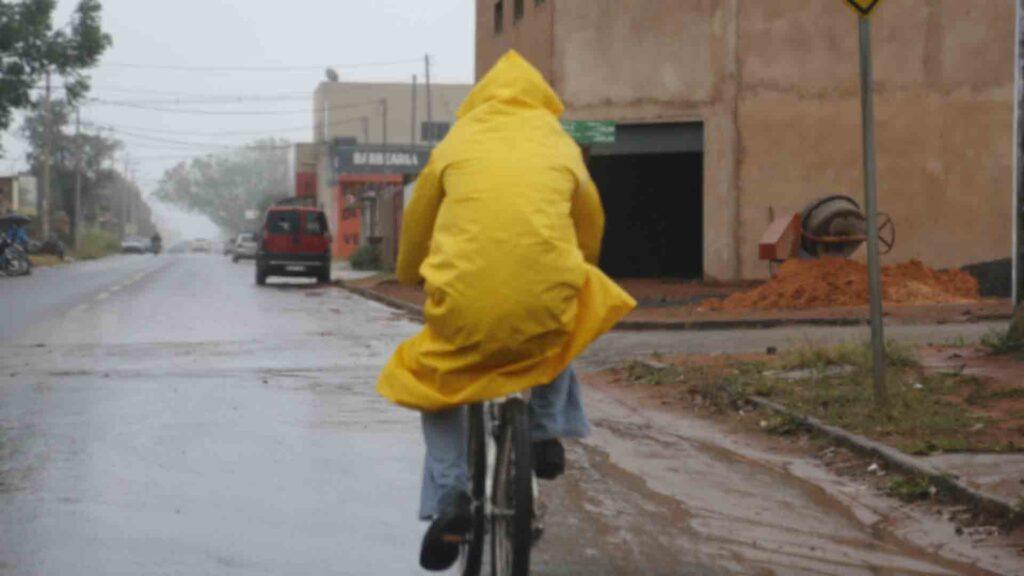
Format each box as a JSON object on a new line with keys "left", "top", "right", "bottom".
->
{"left": 377, "top": 51, "right": 636, "bottom": 412}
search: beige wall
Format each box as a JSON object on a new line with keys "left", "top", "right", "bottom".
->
{"left": 735, "top": 0, "right": 1014, "bottom": 278}
{"left": 476, "top": 0, "right": 555, "bottom": 81}
{"left": 476, "top": 0, "right": 1015, "bottom": 281}
{"left": 312, "top": 81, "right": 470, "bottom": 147}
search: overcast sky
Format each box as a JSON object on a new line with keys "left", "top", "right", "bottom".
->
{"left": 1, "top": 0, "right": 475, "bottom": 240}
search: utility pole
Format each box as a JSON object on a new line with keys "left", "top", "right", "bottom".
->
{"left": 74, "top": 107, "right": 83, "bottom": 251}
{"left": 323, "top": 99, "right": 330, "bottom": 143}
{"left": 121, "top": 156, "right": 129, "bottom": 238}
{"left": 380, "top": 98, "right": 389, "bottom": 145}
{"left": 40, "top": 70, "right": 52, "bottom": 239}
{"left": 425, "top": 54, "right": 434, "bottom": 143}
{"left": 411, "top": 74, "right": 418, "bottom": 144}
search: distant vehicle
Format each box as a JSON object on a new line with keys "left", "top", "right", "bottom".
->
{"left": 191, "top": 238, "right": 212, "bottom": 253}
{"left": 255, "top": 205, "right": 331, "bottom": 285}
{"left": 121, "top": 236, "right": 149, "bottom": 254}
{"left": 232, "top": 233, "right": 258, "bottom": 263}
{"left": 0, "top": 216, "right": 31, "bottom": 276}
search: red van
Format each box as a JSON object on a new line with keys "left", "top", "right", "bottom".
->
{"left": 256, "top": 205, "right": 332, "bottom": 285}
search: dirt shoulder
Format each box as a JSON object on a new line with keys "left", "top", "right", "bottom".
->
{"left": 601, "top": 340, "right": 1024, "bottom": 491}
{"left": 345, "top": 276, "right": 1014, "bottom": 329}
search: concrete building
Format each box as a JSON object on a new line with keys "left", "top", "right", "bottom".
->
{"left": 0, "top": 175, "right": 37, "bottom": 216}
{"left": 305, "top": 80, "right": 471, "bottom": 262}
{"left": 476, "top": 0, "right": 1015, "bottom": 281}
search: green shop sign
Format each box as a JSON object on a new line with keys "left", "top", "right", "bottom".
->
{"left": 561, "top": 120, "right": 616, "bottom": 144}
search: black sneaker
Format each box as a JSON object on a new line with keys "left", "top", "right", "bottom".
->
{"left": 419, "top": 489, "right": 472, "bottom": 571}
{"left": 533, "top": 439, "right": 565, "bottom": 480}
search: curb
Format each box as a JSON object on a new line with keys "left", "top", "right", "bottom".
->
{"left": 335, "top": 280, "right": 425, "bottom": 322}
{"left": 616, "top": 317, "right": 870, "bottom": 331}
{"left": 750, "top": 396, "right": 1020, "bottom": 526}
{"left": 333, "top": 282, "right": 1012, "bottom": 332}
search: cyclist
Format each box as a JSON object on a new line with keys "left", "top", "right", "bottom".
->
{"left": 376, "top": 50, "right": 636, "bottom": 571}
{"left": 4, "top": 222, "right": 29, "bottom": 249}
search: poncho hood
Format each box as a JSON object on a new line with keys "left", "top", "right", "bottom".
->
{"left": 457, "top": 50, "right": 565, "bottom": 119}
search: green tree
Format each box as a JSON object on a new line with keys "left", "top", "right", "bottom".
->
{"left": 20, "top": 102, "right": 156, "bottom": 240}
{"left": 0, "top": 0, "right": 111, "bottom": 152}
{"left": 154, "top": 139, "right": 292, "bottom": 234}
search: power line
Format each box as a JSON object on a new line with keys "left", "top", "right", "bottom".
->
{"left": 83, "top": 115, "right": 367, "bottom": 140}
{"left": 99, "top": 58, "right": 421, "bottom": 72}
{"left": 84, "top": 94, "right": 313, "bottom": 106}
{"left": 84, "top": 97, "right": 386, "bottom": 116}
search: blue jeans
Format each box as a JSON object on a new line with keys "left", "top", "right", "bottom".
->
{"left": 419, "top": 367, "right": 590, "bottom": 519}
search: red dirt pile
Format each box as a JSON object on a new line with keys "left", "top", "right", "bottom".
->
{"left": 703, "top": 258, "right": 980, "bottom": 311}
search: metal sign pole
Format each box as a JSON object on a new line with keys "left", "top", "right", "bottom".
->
{"left": 858, "top": 15, "right": 888, "bottom": 409}
{"left": 1015, "top": 0, "right": 1023, "bottom": 306}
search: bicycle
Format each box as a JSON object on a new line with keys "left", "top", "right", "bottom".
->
{"left": 456, "top": 396, "right": 536, "bottom": 576}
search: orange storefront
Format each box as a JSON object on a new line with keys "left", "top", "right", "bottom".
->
{"left": 328, "top": 144, "right": 431, "bottom": 264}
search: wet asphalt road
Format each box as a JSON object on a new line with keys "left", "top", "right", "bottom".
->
{"left": 0, "top": 255, "right": 1013, "bottom": 575}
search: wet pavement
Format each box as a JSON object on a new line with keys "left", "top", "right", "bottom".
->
{"left": 1, "top": 255, "right": 1018, "bottom": 574}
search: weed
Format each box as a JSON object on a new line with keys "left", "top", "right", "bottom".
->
{"left": 887, "top": 476, "right": 933, "bottom": 503}
{"left": 982, "top": 329, "right": 1024, "bottom": 355}
{"left": 624, "top": 361, "right": 683, "bottom": 387}
{"left": 760, "top": 413, "right": 804, "bottom": 436}
{"left": 780, "top": 340, "right": 918, "bottom": 373}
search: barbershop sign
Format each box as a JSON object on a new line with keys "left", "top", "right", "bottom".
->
{"left": 332, "top": 144, "right": 432, "bottom": 176}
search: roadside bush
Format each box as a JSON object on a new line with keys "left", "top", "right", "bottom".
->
{"left": 76, "top": 228, "right": 121, "bottom": 260}
{"left": 349, "top": 244, "right": 380, "bottom": 271}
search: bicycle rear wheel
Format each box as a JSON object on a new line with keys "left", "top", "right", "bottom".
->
{"left": 456, "top": 404, "right": 486, "bottom": 576}
{"left": 491, "top": 398, "right": 533, "bottom": 576}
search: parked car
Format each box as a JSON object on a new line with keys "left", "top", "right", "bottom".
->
{"left": 191, "top": 238, "right": 212, "bottom": 253}
{"left": 232, "top": 233, "right": 258, "bottom": 262}
{"left": 121, "top": 236, "right": 149, "bottom": 254}
{"left": 255, "top": 205, "right": 331, "bottom": 285}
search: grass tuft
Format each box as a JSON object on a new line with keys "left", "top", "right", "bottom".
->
{"left": 887, "top": 476, "right": 934, "bottom": 503}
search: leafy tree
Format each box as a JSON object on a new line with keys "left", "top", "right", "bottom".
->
{"left": 154, "top": 139, "right": 292, "bottom": 234}
{"left": 0, "top": 0, "right": 111, "bottom": 152}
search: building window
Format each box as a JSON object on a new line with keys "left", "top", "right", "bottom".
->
{"left": 494, "top": 0, "right": 504, "bottom": 35}
{"left": 514, "top": 0, "right": 524, "bottom": 22}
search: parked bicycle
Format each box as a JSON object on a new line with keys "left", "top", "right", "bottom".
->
{"left": 457, "top": 395, "right": 537, "bottom": 576}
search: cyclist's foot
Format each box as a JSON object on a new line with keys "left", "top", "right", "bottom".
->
{"left": 419, "top": 489, "right": 472, "bottom": 571}
{"left": 533, "top": 438, "right": 565, "bottom": 480}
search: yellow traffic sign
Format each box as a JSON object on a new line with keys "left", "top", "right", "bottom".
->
{"left": 844, "top": 0, "right": 883, "bottom": 17}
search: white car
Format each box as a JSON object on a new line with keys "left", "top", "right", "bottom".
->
{"left": 232, "top": 233, "right": 259, "bottom": 262}
{"left": 191, "top": 238, "right": 213, "bottom": 253}
{"left": 121, "top": 237, "right": 149, "bottom": 254}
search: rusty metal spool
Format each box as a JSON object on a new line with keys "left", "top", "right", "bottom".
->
{"left": 800, "top": 195, "right": 895, "bottom": 258}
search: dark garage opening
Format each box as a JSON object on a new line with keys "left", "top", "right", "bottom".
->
{"left": 589, "top": 153, "right": 703, "bottom": 278}
{"left": 586, "top": 123, "right": 704, "bottom": 279}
